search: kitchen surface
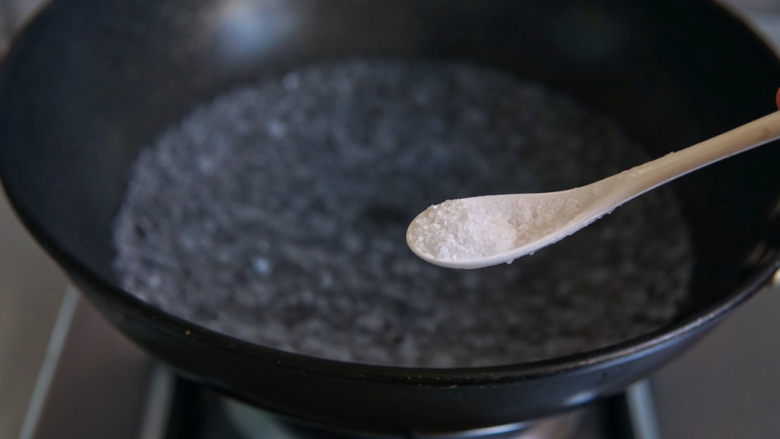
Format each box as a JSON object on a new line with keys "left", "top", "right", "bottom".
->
{"left": 1, "top": 1, "right": 779, "bottom": 438}
{"left": 1, "top": 3, "right": 66, "bottom": 438}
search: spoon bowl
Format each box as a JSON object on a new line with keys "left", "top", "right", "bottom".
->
{"left": 407, "top": 111, "right": 780, "bottom": 269}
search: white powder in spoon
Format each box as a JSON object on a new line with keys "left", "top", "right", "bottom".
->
{"left": 407, "top": 194, "right": 588, "bottom": 261}
{"left": 407, "top": 199, "right": 519, "bottom": 260}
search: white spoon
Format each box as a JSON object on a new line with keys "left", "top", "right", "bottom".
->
{"left": 407, "top": 111, "right": 780, "bottom": 269}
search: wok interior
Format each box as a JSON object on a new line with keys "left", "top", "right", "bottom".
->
{"left": 2, "top": 0, "right": 779, "bottom": 343}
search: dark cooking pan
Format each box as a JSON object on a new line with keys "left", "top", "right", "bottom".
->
{"left": 1, "top": 0, "right": 778, "bottom": 434}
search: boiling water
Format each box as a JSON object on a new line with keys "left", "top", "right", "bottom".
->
{"left": 114, "top": 60, "right": 691, "bottom": 367}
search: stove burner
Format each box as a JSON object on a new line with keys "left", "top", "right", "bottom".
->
{"left": 222, "top": 397, "right": 584, "bottom": 439}
{"left": 16, "top": 294, "right": 650, "bottom": 439}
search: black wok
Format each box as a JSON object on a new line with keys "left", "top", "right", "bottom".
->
{"left": 0, "top": 0, "right": 778, "bottom": 434}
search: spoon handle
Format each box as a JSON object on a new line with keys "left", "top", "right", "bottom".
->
{"left": 611, "top": 111, "right": 780, "bottom": 200}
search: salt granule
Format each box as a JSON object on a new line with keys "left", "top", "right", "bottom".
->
{"left": 409, "top": 193, "right": 593, "bottom": 260}
{"left": 409, "top": 199, "right": 519, "bottom": 260}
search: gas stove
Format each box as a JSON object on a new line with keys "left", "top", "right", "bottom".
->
{"left": 169, "top": 378, "right": 630, "bottom": 439}
{"left": 18, "top": 291, "right": 657, "bottom": 439}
